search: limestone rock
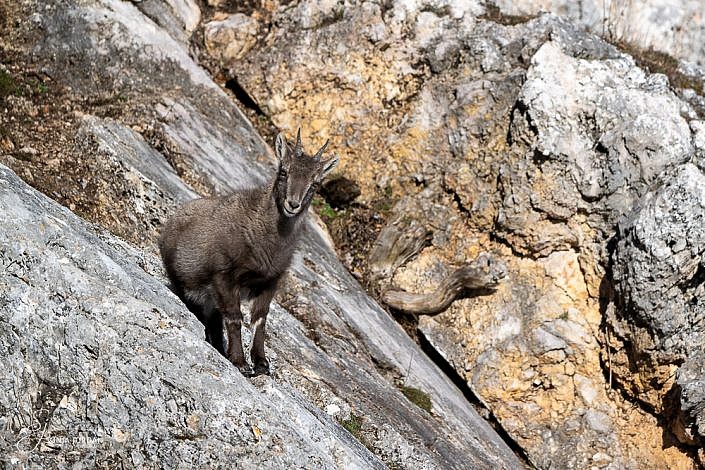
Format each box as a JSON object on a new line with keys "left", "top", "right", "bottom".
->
{"left": 501, "top": 40, "right": 693, "bottom": 257}
{"left": 610, "top": 163, "right": 705, "bottom": 414}
{"left": 131, "top": 0, "right": 201, "bottom": 44}
{"left": 7, "top": 0, "right": 705, "bottom": 467}
{"left": 204, "top": 14, "right": 259, "bottom": 62}
{"left": 0, "top": 163, "right": 381, "bottom": 468}
{"left": 220, "top": 0, "right": 704, "bottom": 467}
{"left": 675, "top": 351, "right": 705, "bottom": 446}
{"left": 493, "top": 0, "right": 705, "bottom": 67}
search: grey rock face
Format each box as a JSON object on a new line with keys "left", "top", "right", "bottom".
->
{"left": 675, "top": 351, "right": 705, "bottom": 444}
{"left": 612, "top": 164, "right": 705, "bottom": 363}
{"left": 0, "top": 163, "right": 381, "bottom": 468}
{"left": 130, "top": 0, "right": 201, "bottom": 44}
{"left": 0, "top": 0, "right": 525, "bottom": 468}
{"left": 493, "top": 0, "right": 705, "bottom": 67}
{"left": 610, "top": 163, "right": 705, "bottom": 437}
{"left": 7, "top": 0, "right": 705, "bottom": 466}
{"left": 501, "top": 40, "right": 694, "bottom": 257}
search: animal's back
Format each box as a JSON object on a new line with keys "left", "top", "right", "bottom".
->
{"left": 159, "top": 189, "right": 266, "bottom": 292}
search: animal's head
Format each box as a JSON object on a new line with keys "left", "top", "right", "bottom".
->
{"left": 273, "top": 129, "right": 339, "bottom": 218}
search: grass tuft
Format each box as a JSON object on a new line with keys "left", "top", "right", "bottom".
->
{"left": 399, "top": 385, "right": 433, "bottom": 414}
{"left": 616, "top": 41, "right": 704, "bottom": 96}
{"left": 340, "top": 413, "right": 364, "bottom": 438}
{"left": 312, "top": 197, "right": 340, "bottom": 219}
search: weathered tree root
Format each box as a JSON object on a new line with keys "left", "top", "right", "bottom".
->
{"left": 381, "top": 253, "right": 508, "bottom": 315}
{"left": 369, "top": 212, "right": 432, "bottom": 279}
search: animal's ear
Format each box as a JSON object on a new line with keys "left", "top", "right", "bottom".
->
{"left": 319, "top": 154, "right": 339, "bottom": 180}
{"left": 275, "top": 132, "right": 287, "bottom": 164}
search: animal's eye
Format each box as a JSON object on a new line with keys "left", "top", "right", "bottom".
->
{"left": 279, "top": 169, "right": 288, "bottom": 178}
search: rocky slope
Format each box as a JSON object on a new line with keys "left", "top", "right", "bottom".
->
{"left": 205, "top": 0, "right": 705, "bottom": 468}
{"left": 2, "top": 0, "right": 704, "bottom": 468}
{"left": 0, "top": 162, "right": 381, "bottom": 468}
{"left": 0, "top": 0, "right": 525, "bottom": 468}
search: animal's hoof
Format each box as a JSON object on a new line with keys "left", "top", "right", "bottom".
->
{"left": 252, "top": 361, "right": 270, "bottom": 377}
{"left": 237, "top": 364, "right": 254, "bottom": 377}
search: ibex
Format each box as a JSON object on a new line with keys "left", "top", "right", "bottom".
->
{"left": 159, "top": 130, "right": 338, "bottom": 376}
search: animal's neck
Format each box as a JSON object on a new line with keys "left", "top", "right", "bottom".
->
{"left": 277, "top": 212, "right": 301, "bottom": 237}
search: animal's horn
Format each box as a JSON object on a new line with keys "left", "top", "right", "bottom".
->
{"left": 313, "top": 139, "right": 330, "bottom": 161}
{"left": 294, "top": 128, "right": 303, "bottom": 156}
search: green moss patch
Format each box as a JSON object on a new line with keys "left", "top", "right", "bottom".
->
{"left": 340, "top": 413, "right": 364, "bottom": 438}
{"left": 399, "top": 385, "right": 432, "bottom": 414}
{"left": 0, "top": 69, "right": 18, "bottom": 97}
{"left": 312, "top": 197, "right": 341, "bottom": 219}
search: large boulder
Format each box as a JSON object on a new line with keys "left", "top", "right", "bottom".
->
{"left": 502, "top": 40, "right": 693, "bottom": 258}
{"left": 610, "top": 163, "right": 705, "bottom": 433}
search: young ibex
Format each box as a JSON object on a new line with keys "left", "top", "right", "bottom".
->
{"left": 159, "top": 130, "right": 338, "bottom": 376}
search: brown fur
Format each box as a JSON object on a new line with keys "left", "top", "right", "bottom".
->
{"left": 159, "top": 130, "right": 338, "bottom": 375}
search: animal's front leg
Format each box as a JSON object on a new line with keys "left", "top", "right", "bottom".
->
{"left": 250, "top": 282, "right": 277, "bottom": 376}
{"left": 213, "top": 274, "right": 252, "bottom": 376}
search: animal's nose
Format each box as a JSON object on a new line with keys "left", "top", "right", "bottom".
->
{"left": 289, "top": 200, "right": 300, "bottom": 209}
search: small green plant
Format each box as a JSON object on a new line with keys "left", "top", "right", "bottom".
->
{"left": 374, "top": 199, "right": 392, "bottom": 213}
{"left": 339, "top": 413, "right": 378, "bottom": 454}
{"left": 36, "top": 83, "right": 48, "bottom": 94}
{"left": 313, "top": 197, "right": 340, "bottom": 219}
{"left": 372, "top": 184, "right": 394, "bottom": 214}
{"left": 383, "top": 184, "right": 393, "bottom": 198}
{"left": 0, "top": 70, "right": 18, "bottom": 97}
{"left": 399, "top": 385, "right": 432, "bottom": 414}
{"left": 340, "top": 413, "right": 363, "bottom": 438}
{"left": 319, "top": 203, "right": 338, "bottom": 218}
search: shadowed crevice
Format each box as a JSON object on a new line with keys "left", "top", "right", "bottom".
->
{"left": 225, "top": 77, "right": 265, "bottom": 116}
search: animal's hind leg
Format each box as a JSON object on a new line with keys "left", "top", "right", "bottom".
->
{"left": 176, "top": 288, "right": 226, "bottom": 356}
{"left": 204, "top": 308, "right": 226, "bottom": 357}
{"left": 250, "top": 282, "right": 277, "bottom": 376}
{"left": 162, "top": 248, "right": 226, "bottom": 356}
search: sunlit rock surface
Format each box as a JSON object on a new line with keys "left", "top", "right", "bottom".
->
{"left": 493, "top": 0, "right": 705, "bottom": 67}
{"left": 0, "top": 163, "right": 382, "bottom": 468}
